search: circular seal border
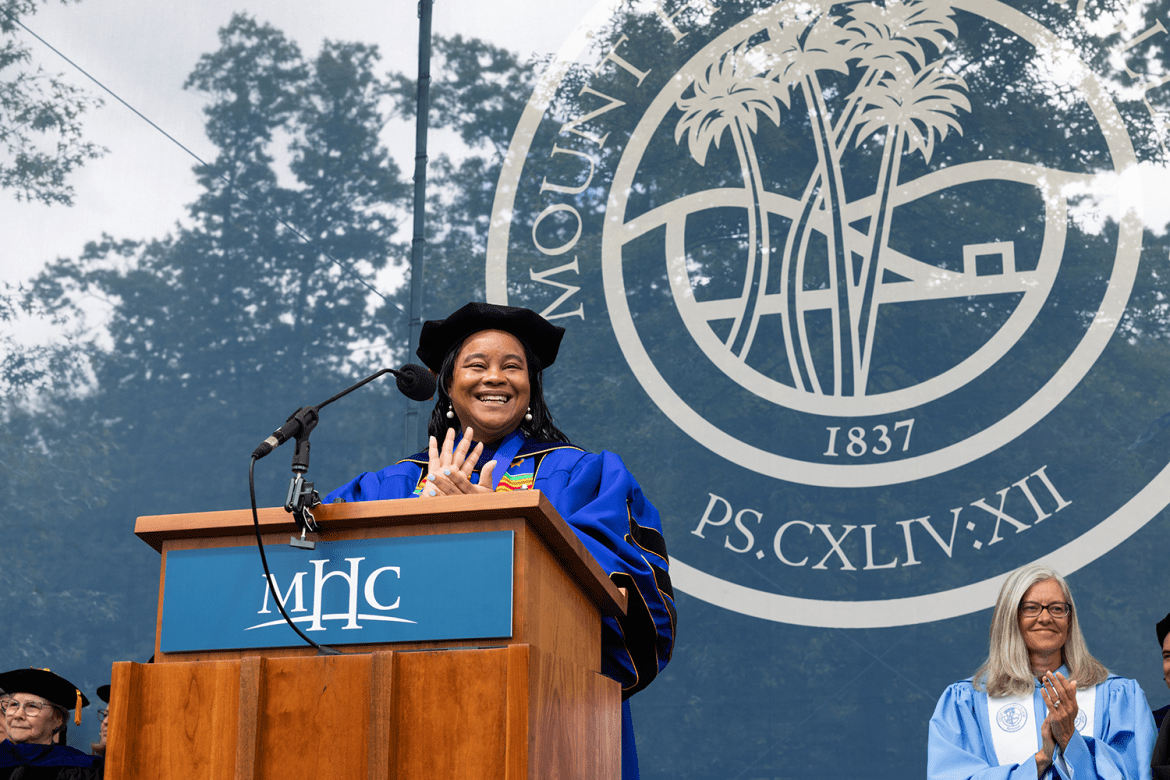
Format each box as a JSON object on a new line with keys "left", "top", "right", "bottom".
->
{"left": 996, "top": 703, "right": 1028, "bottom": 733}
{"left": 486, "top": 0, "right": 1162, "bottom": 627}
{"left": 601, "top": 0, "right": 1142, "bottom": 488}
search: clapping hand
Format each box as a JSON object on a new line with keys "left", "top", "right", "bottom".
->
{"left": 418, "top": 427, "right": 497, "bottom": 498}
{"left": 1040, "top": 670, "right": 1079, "bottom": 750}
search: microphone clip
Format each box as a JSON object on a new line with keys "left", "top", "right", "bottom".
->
{"left": 285, "top": 472, "right": 321, "bottom": 548}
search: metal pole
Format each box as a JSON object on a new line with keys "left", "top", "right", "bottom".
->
{"left": 406, "top": 0, "right": 434, "bottom": 454}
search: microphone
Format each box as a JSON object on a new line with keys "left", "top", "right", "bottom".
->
{"left": 250, "top": 364, "right": 436, "bottom": 460}
{"left": 393, "top": 363, "right": 436, "bottom": 402}
{"left": 252, "top": 406, "right": 319, "bottom": 461}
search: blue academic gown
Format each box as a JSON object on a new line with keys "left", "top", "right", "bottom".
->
{"left": 325, "top": 430, "right": 677, "bottom": 780}
{"left": 0, "top": 740, "right": 101, "bottom": 779}
{"left": 928, "top": 669, "right": 1157, "bottom": 780}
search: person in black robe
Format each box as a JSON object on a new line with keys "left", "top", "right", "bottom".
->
{"left": 0, "top": 689, "right": 9, "bottom": 745}
{"left": 0, "top": 669, "right": 101, "bottom": 780}
{"left": 1155, "top": 613, "right": 1170, "bottom": 779}
{"left": 1155, "top": 613, "right": 1170, "bottom": 729}
{"left": 1157, "top": 717, "right": 1170, "bottom": 780}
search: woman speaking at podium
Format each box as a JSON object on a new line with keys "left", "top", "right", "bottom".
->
{"left": 326, "top": 302, "right": 676, "bottom": 780}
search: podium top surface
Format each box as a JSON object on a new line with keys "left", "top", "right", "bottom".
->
{"left": 135, "top": 491, "right": 628, "bottom": 617}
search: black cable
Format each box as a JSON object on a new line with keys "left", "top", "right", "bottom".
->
{"left": 1, "top": 7, "right": 399, "bottom": 310}
{"left": 248, "top": 455, "right": 341, "bottom": 656}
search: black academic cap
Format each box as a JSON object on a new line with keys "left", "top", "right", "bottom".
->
{"left": 96, "top": 685, "right": 110, "bottom": 704}
{"left": 0, "top": 669, "right": 89, "bottom": 724}
{"left": 416, "top": 302, "right": 565, "bottom": 373}
{"left": 1158, "top": 612, "right": 1170, "bottom": 647}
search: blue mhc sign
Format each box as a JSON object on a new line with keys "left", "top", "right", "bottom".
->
{"left": 160, "top": 531, "right": 515, "bottom": 652}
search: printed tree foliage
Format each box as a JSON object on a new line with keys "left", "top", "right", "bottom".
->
{"left": 5, "top": 0, "right": 1170, "bottom": 773}
{"left": 0, "top": 0, "right": 102, "bottom": 406}
{"left": 388, "top": 33, "right": 540, "bottom": 316}
{"left": 0, "top": 0, "right": 103, "bottom": 205}
{"left": 4, "top": 14, "right": 411, "bottom": 705}
{"left": 26, "top": 13, "right": 411, "bottom": 518}
{"left": 0, "top": 0, "right": 115, "bottom": 689}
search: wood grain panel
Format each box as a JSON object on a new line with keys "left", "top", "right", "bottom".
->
{"left": 365, "top": 651, "right": 396, "bottom": 780}
{"left": 515, "top": 527, "right": 600, "bottom": 672}
{"left": 254, "top": 654, "right": 372, "bottom": 780}
{"left": 392, "top": 648, "right": 511, "bottom": 780}
{"left": 104, "top": 660, "right": 243, "bottom": 780}
{"left": 108, "top": 645, "right": 619, "bottom": 780}
{"left": 503, "top": 645, "right": 531, "bottom": 780}
{"left": 235, "top": 656, "right": 261, "bottom": 779}
{"left": 102, "top": 662, "right": 134, "bottom": 780}
{"left": 528, "top": 646, "right": 621, "bottom": 780}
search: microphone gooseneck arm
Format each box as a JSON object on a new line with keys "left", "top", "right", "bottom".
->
{"left": 245, "top": 364, "right": 435, "bottom": 655}
{"left": 257, "top": 365, "right": 436, "bottom": 536}
{"left": 250, "top": 365, "right": 436, "bottom": 461}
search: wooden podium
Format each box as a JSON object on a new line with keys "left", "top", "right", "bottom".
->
{"left": 105, "top": 492, "right": 627, "bottom": 780}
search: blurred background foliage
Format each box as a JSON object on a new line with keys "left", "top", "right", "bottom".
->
{"left": 2, "top": 0, "right": 1170, "bottom": 775}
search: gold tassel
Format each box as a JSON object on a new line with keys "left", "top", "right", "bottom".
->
{"left": 74, "top": 689, "right": 82, "bottom": 725}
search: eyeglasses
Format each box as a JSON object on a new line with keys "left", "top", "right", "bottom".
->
{"left": 1019, "top": 601, "right": 1071, "bottom": 618}
{"left": 98, "top": 709, "right": 109, "bottom": 720}
{"left": 0, "top": 699, "right": 52, "bottom": 717}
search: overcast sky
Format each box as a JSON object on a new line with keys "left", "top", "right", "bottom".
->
{"left": 0, "top": 0, "right": 600, "bottom": 290}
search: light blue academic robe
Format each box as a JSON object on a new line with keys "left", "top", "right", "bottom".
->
{"left": 928, "top": 668, "right": 1156, "bottom": 780}
{"left": 326, "top": 429, "right": 676, "bottom": 780}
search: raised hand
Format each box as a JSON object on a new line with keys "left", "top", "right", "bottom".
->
{"left": 418, "top": 427, "right": 497, "bottom": 498}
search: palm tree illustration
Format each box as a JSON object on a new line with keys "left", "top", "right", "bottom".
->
{"left": 760, "top": 0, "right": 958, "bottom": 397}
{"left": 850, "top": 58, "right": 970, "bottom": 393}
{"left": 673, "top": 1, "right": 966, "bottom": 399}
{"left": 832, "top": 0, "right": 957, "bottom": 151}
{"left": 758, "top": 13, "right": 853, "bottom": 394}
{"left": 675, "top": 44, "right": 794, "bottom": 363}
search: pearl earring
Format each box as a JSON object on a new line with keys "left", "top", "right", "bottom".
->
{"left": 524, "top": 407, "right": 533, "bottom": 421}
{"left": 445, "top": 405, "right": 455, "bottom": 419}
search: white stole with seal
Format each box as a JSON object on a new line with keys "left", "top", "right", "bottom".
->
{"left": 987, "top": 683, "right": 1097, "bottom": 766}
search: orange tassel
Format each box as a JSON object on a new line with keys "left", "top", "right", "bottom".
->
{"left": 74, "top": 689, "right": 82, "bottom": 725}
